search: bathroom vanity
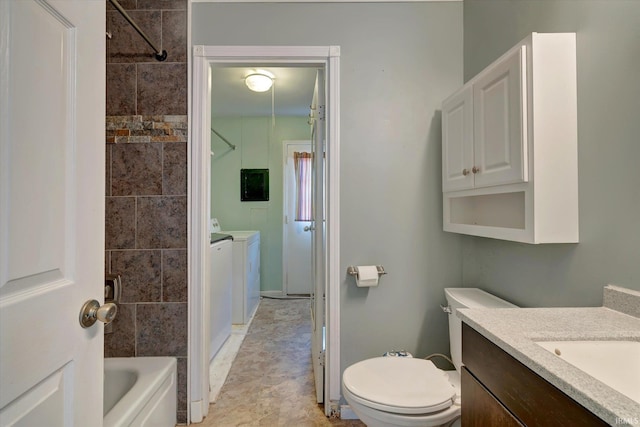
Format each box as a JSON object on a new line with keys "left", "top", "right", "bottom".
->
{"left": 462, "top": 324, "right": 606, "bottom": 426}
{"left": 458, "top": 285, "right": 640, "bottom": 426}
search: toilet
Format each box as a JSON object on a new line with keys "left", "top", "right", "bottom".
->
{"left": 342, "top": 288, "right": 517, "bottom": 427}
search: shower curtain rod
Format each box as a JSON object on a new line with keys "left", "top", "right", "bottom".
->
{"left": 108, "top": 0, "right": 167, "bottom": 62}
{"left": 211, "top": 128, "right": 237, "bottom": 150}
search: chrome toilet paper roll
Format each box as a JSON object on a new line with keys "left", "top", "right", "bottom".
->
{"left": 355, "top": 266, "right": 379, "bottom": 287}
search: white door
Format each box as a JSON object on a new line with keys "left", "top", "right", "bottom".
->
{"left": 473, "top": 45, "right": 528, "bottom": 188}
{"left": 283, "top": 142, "right": 312, "bottom": 295}
{"left": 310, "top": 70, "right": 326, "bottom": 404}
{"left": 442, "top": 85, "right": 474, "bottom": 192}
{"left": 0, "top": 1, "right": 105, "bottom": 425}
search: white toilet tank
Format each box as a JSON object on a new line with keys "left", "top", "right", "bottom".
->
{"left": 445, "top": 288, "right": 517, "bottom": 371}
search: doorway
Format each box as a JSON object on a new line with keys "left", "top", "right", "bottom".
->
{"left": 208, "top": 66, "right": 316, "bottom": 298}
{"left": 190, "top": 45, "right": 341, "bottom": 423}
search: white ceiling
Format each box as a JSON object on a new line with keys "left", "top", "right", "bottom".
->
{"left": 210, "top": 65, "right": 318, "bottom": 117}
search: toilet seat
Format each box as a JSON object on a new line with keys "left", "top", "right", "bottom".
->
{"left": 342, "top": 357, "right": 457, "bottom": 415}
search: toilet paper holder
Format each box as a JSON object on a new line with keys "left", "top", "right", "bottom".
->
{"left": 347, "top": 265, "right": 386, "bottom": 278}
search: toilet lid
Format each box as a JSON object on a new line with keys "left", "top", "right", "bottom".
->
{"left": 343, "top": 357, "right": 456, "bottom": 415}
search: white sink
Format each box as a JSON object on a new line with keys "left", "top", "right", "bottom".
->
{"left": 536, "top": 340, "right": 640, "bottom": 405}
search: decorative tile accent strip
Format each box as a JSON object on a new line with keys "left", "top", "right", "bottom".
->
{"left": 604, "top": 284, "right": 640, "bottom": 318}
{"left": 106, "top": 115, "right": 188, "bottom": 144}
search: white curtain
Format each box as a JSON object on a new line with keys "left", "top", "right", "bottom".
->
{"left": 293, "top": 151, "right": 312, "bottom": 221}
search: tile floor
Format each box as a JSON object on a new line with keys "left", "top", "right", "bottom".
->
{"left": 197, "top": 298, "right": 365, "bottom": 426}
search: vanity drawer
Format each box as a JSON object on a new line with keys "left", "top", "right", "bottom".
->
{"left": 462, "top": 323, "right": 607, "bottom": 426}
{"left": 461, "top": 367, "right": 523, "bottom": 427}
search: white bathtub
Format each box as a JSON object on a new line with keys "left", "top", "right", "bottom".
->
{"left": 104, "top": 357, "right": 177, "bottom": 427}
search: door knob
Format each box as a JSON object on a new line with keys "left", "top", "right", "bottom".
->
{"left": 79, "top": 299, "right": 118, "bottom": 328}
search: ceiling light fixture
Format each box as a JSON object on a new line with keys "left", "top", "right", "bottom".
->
{"left": 244, "top": 70, "right": 274, "bottom": 92}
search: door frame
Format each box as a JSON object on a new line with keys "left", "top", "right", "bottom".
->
{"left": 189, "top": 45, "right": 341, "bottom": 421}
{"left": 282, "top": 140, "right": 312, "bottom": 296}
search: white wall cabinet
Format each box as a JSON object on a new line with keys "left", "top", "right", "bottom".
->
{"left": 443, "top": 46, "right": 527, "bottom": 193}
{"left": 473, "top": 45, "right": 527, "bottom": 189}
{"left": 442, "top": 86, "right": 474, "bottom": 192}
{"left": 441, "top": 33, "right": 578, "bottom": 244}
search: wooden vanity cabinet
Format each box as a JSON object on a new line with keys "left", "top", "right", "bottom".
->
{"left": 461, "top": 368, "right": 523, "bottom": 427}
{"left": 461, "top": 323, "right": 607, "bottom": 427}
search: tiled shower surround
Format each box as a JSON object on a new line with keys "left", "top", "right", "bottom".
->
{"left": 105, "top": 0, "right": 188, "bottom": 423}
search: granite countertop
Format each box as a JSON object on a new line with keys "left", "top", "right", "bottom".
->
{"left": 457, "top": 285, "right": 640, "bottom": 425}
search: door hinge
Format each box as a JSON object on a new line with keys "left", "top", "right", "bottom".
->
{"left": 318, "top": 105, "right": 325, "bottom": 121}
{"left": 319, "top": 350, "right": 326, "bottom": 367}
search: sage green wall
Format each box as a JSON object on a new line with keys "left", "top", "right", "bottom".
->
{"left": 211, "top": 116, "right": 311, "bottom": 292}
{"left": 462, "top": 0, "right": 640, "bottom": 306}
{"left": 193, "top": 1, "right": 463, "bottom": 381}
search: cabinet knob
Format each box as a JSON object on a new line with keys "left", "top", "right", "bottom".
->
{"left": 472, "top": 166, "right": 481, "bottom": 174}
{"left": 462, "top": 168, "right": 470, "bottom": 176}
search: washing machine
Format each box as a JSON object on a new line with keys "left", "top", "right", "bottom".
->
{"left": 211, "top": 219, "right": 261, "bottom": 324}
{"left": 209, "top": 232, "right": 233, "bottom": 360}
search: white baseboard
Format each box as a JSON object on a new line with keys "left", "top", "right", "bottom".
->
{"left": 189, "top": 400, "right": 205, "bottom": 423}
{"left": 339, "top": 405, "right": 359, "bottom": 420}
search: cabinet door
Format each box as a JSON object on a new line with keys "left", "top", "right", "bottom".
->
{"left": 461, "top": 368, "right": 524, "bottom": 427}
{"left": 473, "top": 46, "right": 528, "bottom": 188}
{"left": 442, "top": 86, "right": 474, "bottom": 192}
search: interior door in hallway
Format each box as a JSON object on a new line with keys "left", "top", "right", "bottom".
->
{"left": 0, "top": 0, "right": 105, "bottom": 424}
{"left": 310, "top": 69, "right": 326, "bottom": 404}
{"left": 284, "top": 141, "right": 312, "bottom": 295}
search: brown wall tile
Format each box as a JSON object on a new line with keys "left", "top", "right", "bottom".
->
{"left": 107, "top": 0, "right": 136, "bottom": 10}
{"left": 137, "top": 196, "right": 187, "bottom": 248}
{"left": 136, "top": 303, "right": 187, "bottom": 356}
{"left": 163, "top": 142, "right": 187, "bottom": 195}
{"left": 106, "top": 146, "right": 112, "bottom": 196}
{"left": 137, "top": 0, "right": 187, "bottom": 10}
{"left": 112, "top": 143, "right": 163, "bottom": 196}
{"left": 176, "top": 411, "right": 187, "bottom": 425}
{"left": 106, "top": 64, "right": 136, "bottom": 115}
{"left": 104, "top": 303, "right": 136, "bottom": 357}
{"left": 105, "top": 0, "right": 189, "bottom": 417}
{"left": 177, "top": 357, "right": 187, "bottom": 414}
{"left": 162, "top": 249, "right": 187, "bottom": 302}
{"left": 111, "top": 250, "right": 162, "bottom": 302}
{"left": 105, "top": 251, "right": 111, "bottom": 274}
{"left": 107, "top": 10, "right": 161, "bottom": 63}
{"left": 106, "top": 197, "right": 136, "bottom": 249}
{"left": 137, "top": 64, "right": 187, "bottom": 115}
{"left": 162, "top": 11, "right": 187, "bottom": 63}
